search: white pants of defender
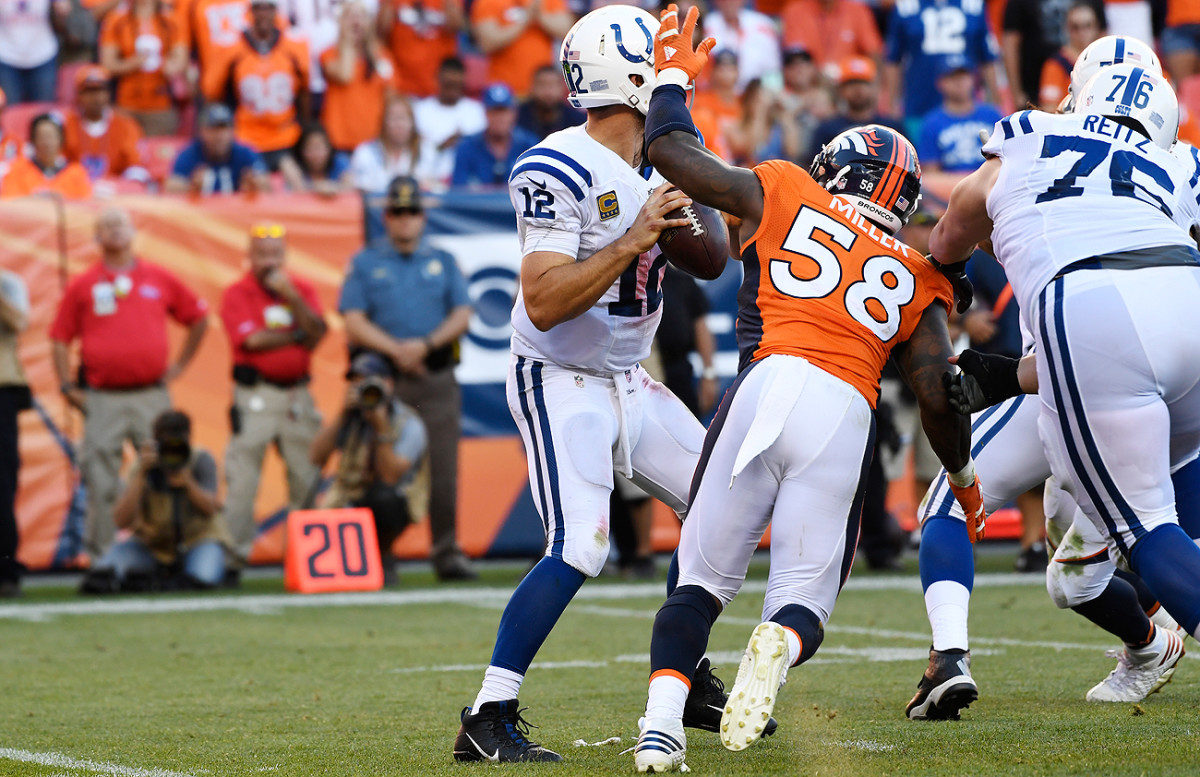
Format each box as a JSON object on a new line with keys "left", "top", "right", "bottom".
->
{"left": 675, "top": 354, "right": 874, "bottom": 624}
{"left": 1035, "top": 266, "right": 1200, "bottom": 563}
{"left": 507, "top": 354, "right": 705, "bottom": 578}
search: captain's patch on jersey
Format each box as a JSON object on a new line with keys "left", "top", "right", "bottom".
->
{"left": 598, "top": 190, "right": 620, "bottom": 221}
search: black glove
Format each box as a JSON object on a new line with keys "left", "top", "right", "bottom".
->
{"left": 927, "top": 254, "right": 973, "bottom": 314}
{"left": 942, "top": 349, "right": 1023, "bottom": 416}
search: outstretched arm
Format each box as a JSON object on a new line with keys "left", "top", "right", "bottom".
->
{"left": 645, "top": 4, "right": 765, "bottom": 227}
{"left": 928, "top": 156, "right": 1000, "bottom": 264}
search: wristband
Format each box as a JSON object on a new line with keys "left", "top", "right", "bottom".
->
{"left": 60, "top": 382, "right": 75, "bottom": 394}
{"left": 645, "top": 83, "right": 699, "bottom": 151}
{"left": 947, "top": 458, "right": 976, "bottom": 489}
{"left": 701, "top": 366, "right": 718, "bottom": 380}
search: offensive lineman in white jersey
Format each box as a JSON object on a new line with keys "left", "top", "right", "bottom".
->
{"left": 906, "top": 37, "right": 1199, "bottom": 718}
{"left": 929, "top": 63, "right": 1200, "bottom": 707}
{"left": 453, "top": 5, "right": 756, "bottom": 762}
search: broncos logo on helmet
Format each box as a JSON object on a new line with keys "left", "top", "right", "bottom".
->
{"left": 810, "top": 125, "right": 921, "bottom": 235}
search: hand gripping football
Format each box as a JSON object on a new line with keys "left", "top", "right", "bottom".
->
{"left": 657, "top": 192, "right": 730, "bottom": 281}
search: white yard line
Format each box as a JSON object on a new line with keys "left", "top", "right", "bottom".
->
{"left": 0, "top": 748, "right": 195, "bottom": 777}
{"left": 0, "top": 572, "right": 1041, "bottom": 622}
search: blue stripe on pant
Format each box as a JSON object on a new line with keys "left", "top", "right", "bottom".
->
{"left": 514, "top": 357, "right": 565, "bottom": 559}
{"left": 1039, "top": 278, "right": 1145, "bottom": 556}
{"left": 922, "top": 394, "right": 1027, "bottom": 523}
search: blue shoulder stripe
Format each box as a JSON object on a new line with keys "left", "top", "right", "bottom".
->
{"left": 510, "top": 162, "right": 586, "bottom": 201}
{"left": 514, "top": 147, "right": 594, "bottom": 187}
{"left": 1000, "top": 116, "right": 1014, "bottom": 139}
{"left": 1017, "top": 110, "right": 1034, "bottom": 135}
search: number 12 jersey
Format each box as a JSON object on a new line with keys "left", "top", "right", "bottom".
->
{"left": 508, "top": 125, "right": 669, "bottom": 374}
{"left": 738, "top": 159, "right": 953, "bottom": 408}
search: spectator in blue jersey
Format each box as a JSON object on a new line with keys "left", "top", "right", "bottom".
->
{"left": 807, "top": 56, "right": 907, "bottom": 165}
{"left": 917, "top": 55, "right": 1002, "bottom": 173}
{"left": 451, "top": 83, "right": 538, "bottom": 188}
{"left": 883, "top": 0, "right": 1001, "bottom": 139}
{"left": 165, "top": 104, "right": 269, "bottom": 196}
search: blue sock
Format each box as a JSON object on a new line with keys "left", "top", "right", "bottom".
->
{"left": 666, "top": 550, "right": 680, "bottom": 596}
{"left": 1129, "top": 523, "right": 1200, "bottom": 635}
{"left": 489, "top": 556, "right": 586, "bottom": 674}
{"left": 919, "top": 516, "right": 975, "bottom": 593}
{"left": 1071, "top": 575, "right": 1154, "bottom": 646}
{"left": 1172, "top": 458, "right": 1200, "bottom": 540}
{"left": 650, "top": 585, "right": 721, "bottom": 679}
{"left": 769, "top": 604, "right": 824, "bottom": 666}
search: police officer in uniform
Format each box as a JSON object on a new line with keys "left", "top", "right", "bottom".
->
{"left": 338, "top": 176, "right": 475, "bottom": 580}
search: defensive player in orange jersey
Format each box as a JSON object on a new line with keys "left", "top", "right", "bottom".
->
{"left": 630, "top": 6, "right": 985, "bottom": 773}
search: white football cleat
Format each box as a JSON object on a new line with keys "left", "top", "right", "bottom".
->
{"left": 634, "top": 717, "right": 689, "bottom": 773}
{"left": 1086, "top": 628, "right": 1185, "bottom": 703}
{"left": 720, "top": 622, "right": 790, "bottom": 752}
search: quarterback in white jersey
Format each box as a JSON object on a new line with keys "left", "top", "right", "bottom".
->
{"left": 931, "top": 64, "right": 1200, "bottom": 681}
{"left": 454, "top": 5, "right": 739, "bottom": 764}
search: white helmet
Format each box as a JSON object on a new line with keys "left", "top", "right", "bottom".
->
{"left": 1078, "top": 62, "right": 1179, "bottom": 149}
{"left": 1067, "top": 35, "right": 1162, "bottom": 112}
{"left": 559, "top": 5, "right": 659, "bottom": 115}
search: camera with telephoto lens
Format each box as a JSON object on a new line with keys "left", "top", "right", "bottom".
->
{"left": 355, "top": 377, "right": 389, "bottom": 411}
{"left": 155, "top": 435, "right": 192, "bottom": 473}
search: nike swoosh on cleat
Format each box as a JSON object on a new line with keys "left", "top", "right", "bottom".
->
{"left": 466, "top": 733, "right": 500, "bottom": 762}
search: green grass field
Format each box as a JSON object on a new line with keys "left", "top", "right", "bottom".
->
{"left": 1, "top": 552, "right": 1197, "bottom": 777}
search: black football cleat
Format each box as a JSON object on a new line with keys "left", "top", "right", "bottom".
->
{"left": 906, "top": 647, "right": 978, "bottom": 720}
{"left": 453, "top": 700, "right": 563, "bottom": 762}
{"left": 683, "top": 658, "right": 778, "bottom": 738}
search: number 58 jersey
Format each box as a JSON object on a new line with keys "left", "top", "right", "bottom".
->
{"left": 982, "top": 110, "right": 1200, "bottom": 328}
{"left": 739, "top": 160, "right": 953, "bottom": 408}
{"left": 507, "top": 125, "right": 668, "bottom": 374}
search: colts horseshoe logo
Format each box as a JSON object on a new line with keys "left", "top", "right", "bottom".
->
{"left": 610, "top": 18, "right": 653, "bottom": 63}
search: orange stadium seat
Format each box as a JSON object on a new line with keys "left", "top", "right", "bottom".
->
{"left": 138, "top": 135, "right": 190, "bottom": 183}
{"left": 2, "top": 102, "right": 65, "bottom": 142}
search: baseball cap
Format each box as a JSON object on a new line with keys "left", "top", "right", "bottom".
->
{"left": 200, "top": 103, "right": 234, "bottom": 127}
{"left": 935, "top": 54, "right": 973, "bottom": 79}
{"left": 76, "top": 65, "right": 110, "bottom": 90}
{"left": 482, "top": 83, "right": 516, "bottom": 110}
{"left": 837, "top": 56, "right": 877, "bottom": 85}
{"left": 783, "top": 46, "right": 813, "bottom": 65}
{"left": 346, "top": 352, "right": 394, "bottom": 380}
{"left": 385, "top": 175, "right": 423, "bottom": 212}
{"left": 713, "top": 49, "right": 738, "bottom": 67}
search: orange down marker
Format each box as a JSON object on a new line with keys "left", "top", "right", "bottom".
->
{"left": 284, "top": 508, "right": 384, "bottom": 593}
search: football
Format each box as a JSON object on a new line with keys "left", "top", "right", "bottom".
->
{"left": 657, "top": 193, "right": 730, "bottom": 281}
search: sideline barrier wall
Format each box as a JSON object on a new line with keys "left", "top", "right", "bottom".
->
{"left": 5, "top": 174, "right": 1013, "bottom": 571}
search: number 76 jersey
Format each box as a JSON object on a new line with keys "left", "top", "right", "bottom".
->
{"left": 982, "top": 109, "right": 1200, "bottom": 328}
{"left": 738, "top": 160, "right": 953, "bottom": 409}
{"left": 507, "top": 125, "right": 669, "bottom": 373}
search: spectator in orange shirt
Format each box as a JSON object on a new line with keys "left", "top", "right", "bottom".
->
{"left": 692, "top": 49, "right": 743, "bottom": 161}
{"left": 321, "top": 1, "right": 397, "bottom": 153}
{"left": 2, "top": 114, "right": 93, "bottom": 200}
{"left": 782, "top": 0, "right": 882, "bottom": 71}
{"left": 470, "top": 0, "right": 574, "bottom": 97}
{"left": 174, "top": 0, "right": 289, "bottom": 100}
{"left": 1163, "top": 0, "right": 1200, "bottom": 81}
{"left": 63, "top": 65, "right": 147, "bottom": 182}
{"left": 203, "top": 0, "right": 310, "bottom": 169}
{"left": 1038, "top": 2, "right": 1102, "bottom": 111}
{"left": 98, "top": 0, "right": 187, "bottom": 137}
{"left": 379, "top": 0, "right": 463, "bottom": 98}
{"left": 0, "top": 89, "right": 22, "bottom": 181}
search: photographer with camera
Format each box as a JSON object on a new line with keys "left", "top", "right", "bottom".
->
{"left": 81, "top": 410, "right": 231, "bottom": 593}
{"left": 309, "top": 352, "right": 428, "bottom": 583}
